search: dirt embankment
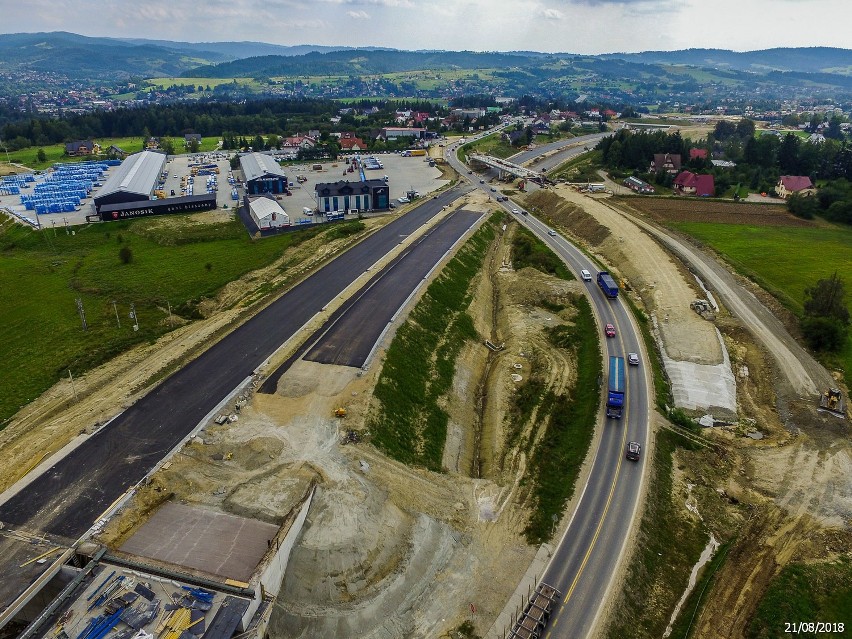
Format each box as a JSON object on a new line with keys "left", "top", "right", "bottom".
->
{"left": 263, "top": 214, "right": 592, "bottom": 638}
{"left": 521, "top": 186, "right": 722, "bottom": 365}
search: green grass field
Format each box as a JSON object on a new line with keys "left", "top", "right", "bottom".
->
{"left": 747, "top": 557, "right": 852, "bottom": 638}
{"left": 144, "top": 77, "right": 258, "bottom": 89}
{"left": 458, "top": 132, "right": 516, "bottom": 163}
{"left": 0, "top": 217, "right": 347, "bottom": 426}
{"left": 369, "top": 215, "right": 497, "bottom": 470}
{"left": 671, "top": 222, "right": 852, "bottom": 374}
{"left": 523, "top": 295, "right": 600, "bottom": 543}
{"left": 3, "top": 136, "right": 221, "bottom": 170}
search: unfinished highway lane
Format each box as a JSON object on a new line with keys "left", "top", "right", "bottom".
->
{"left": 0, "top": 187, "right": 468, "bottom": 542}
{"left": 303, "top": 210, "right": 483, "bottom": 368}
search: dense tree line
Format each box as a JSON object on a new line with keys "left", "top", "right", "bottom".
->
{"left": 0, "top": 98, "right": 450, "bottom": 151}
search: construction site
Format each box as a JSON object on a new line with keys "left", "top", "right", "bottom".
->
{"left": 1, "top": 137, "right": 851, "bottom": 639}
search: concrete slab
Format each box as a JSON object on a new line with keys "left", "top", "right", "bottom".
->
{"left": 120, "top": 502, "right": 278, "bottom": 582}
{"left": 662, "top": 327, "right": 737, "bottom": 417}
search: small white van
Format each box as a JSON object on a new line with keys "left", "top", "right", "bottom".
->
{"left": 580, "top": 269, "right": 592, "bottom": 281}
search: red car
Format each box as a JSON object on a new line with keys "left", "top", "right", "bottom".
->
{"left": 605, "top": 323, "right": 616, "bottom": 338}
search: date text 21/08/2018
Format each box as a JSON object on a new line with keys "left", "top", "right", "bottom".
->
{"left": 784, "top": 622, "right": 844, "bottom": 634}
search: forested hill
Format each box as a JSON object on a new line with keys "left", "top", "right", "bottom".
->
{"left": 2, "top": 32, "right": 852, "bottom": 84}
{"left": 602, "top": 47, "right": 852, "bottom": 75}
{"left": 185, "top": 49, "right": 536, "bottom": 78}
{"left": 0, "top": 32, "right": 226, "bottom": 79}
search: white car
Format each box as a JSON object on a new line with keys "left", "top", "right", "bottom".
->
{"left": 511, "top": 208, "right": 520, "bottom": 215}
{"left": 548, "top": 229, "right": 557, "bottom": 237}
{"left": 580, "top": 269, "right": 592, "bottom": 281}
{"left": 627, "top": 352, "right": 640, "bottom": 366}
{"left": 398, "top": 196, "right": 410, "bottom": 203}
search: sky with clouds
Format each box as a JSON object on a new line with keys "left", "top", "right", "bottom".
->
{"left": 3, "top": 0, "right": 850, "bottom": 54}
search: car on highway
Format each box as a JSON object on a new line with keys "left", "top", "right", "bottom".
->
{"left": 511, "top": 208, "right": 520, "bottom": 215}
{"left": 605, "top": 323, "right": 616, "bottom": 337}
{"left": 627, "top": 352, "right": 640, "bottom": 366}
{"left": 548, "top": 229, "right": 557, "bottom": 236}
{"left": 580, "top": 269, "right": 592, "bottom": 281}
{"left": 626, "top": 441, "right": 641, "bottom": 461}
{"left": 490, "top": 187, "right": 496, "bottom": 192}
{"left": 479, "top": 179, "right": 485, "bottom": 184}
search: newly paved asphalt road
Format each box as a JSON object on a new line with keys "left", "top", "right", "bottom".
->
{"left": 303, "top": 209, "right": 482, "bottom": 368}
{"left": 447, "top": 138, "right": 651, "bottom": 639}
{"left": 0, "top": 186, "right": 467, "bottom": 544}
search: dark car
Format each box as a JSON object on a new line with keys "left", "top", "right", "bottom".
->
{"left": 626, "top": 441, "right": 641, "bottom": 461}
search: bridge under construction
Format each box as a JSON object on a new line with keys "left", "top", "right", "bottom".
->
{"left": 468, "top": 154, "right": 549, "bottom": 183}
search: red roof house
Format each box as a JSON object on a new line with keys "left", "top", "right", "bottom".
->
{"left": 673, "top": 171, "right": 715, "bottom": 197}
{"left": 775, "top": 175, "right": 815, "bottom": 198}
{"left": 689, "top": 148, "right": 708, "bottom": 160}
{"left": 338, "top": 132, "right": 367, "bottom": 151}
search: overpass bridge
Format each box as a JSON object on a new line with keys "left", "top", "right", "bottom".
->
{"left": 468, "top": 153, "right": 547, "bottom": 182}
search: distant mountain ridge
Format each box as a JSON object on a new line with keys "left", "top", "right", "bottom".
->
{"left": 1, "top": 31, "right": 851, "bottom": 83}
{"left": 601, "top": 47, "right": 852, "bottom": 75}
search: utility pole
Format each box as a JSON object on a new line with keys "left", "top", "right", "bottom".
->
{"left": 130, "top": 302, "right": 139, "bottom": 332}
{"left": 76, "top": 298, "right": 88, "bottom": 331}
{"left": 112, "top": 300, "right": 121, "bottom": 328}
{"left": 68, "top": 369, "right": 78, "bottom": 402}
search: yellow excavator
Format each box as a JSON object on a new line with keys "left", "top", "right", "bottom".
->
{"left": 334, "top": 407, "right": 347, "bottom": 418}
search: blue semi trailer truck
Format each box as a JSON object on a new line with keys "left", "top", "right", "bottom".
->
{"left": 597, "top": 271, "right": 619, "bottom": 298}
{"left": 607, "top": 355, "right": 626, "bottom": 419}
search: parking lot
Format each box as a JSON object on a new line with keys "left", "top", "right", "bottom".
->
{"left": 0, "top": 149, "right": 449, "bottom": 229}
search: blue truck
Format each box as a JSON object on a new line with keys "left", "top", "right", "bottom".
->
{"left": 597, "top": 271, "right": 619, "bottom": 299}
{"left": 606, "top": 355, "right": 626, "bottom": 419}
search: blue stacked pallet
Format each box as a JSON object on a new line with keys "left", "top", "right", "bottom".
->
{"left": 20, "top": 161, "right": 108, "bottom": 213}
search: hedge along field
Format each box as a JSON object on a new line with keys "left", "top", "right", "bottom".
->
{"left": 671, "top": 221, "right": 852, "bottom": 375}
{"left": 0, "top": 216, "right": 346, "bottom": 427}
{"left": 369, "top": 214, "right": 497, "bottom": 470}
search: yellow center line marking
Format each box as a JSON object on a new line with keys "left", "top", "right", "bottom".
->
{"left": 562, "top": 403, "right": 630, "bottom": 605}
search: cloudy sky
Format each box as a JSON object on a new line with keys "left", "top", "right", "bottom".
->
{"left": 3, "top": 0, "right": 849, "bottom": 54}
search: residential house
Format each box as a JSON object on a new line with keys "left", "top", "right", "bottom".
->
{"left": 184, "top": 133, "right": 202, "bottom": 146}
{"left": 282, "top": 134, "right": 317, "bottom": 150}
{"left": 689, "top": 148, "right": 708, "bottom": 161}
{"left": 338, "top": 132, "right": 367, "bottom": 152}
{"left": 673, "top": 171, "right": 715, "bottom": 197}
{"left": 775, "top": 175, "right": 815, "bottom": 198}
{"left": 65, "top": 140, "right": 98, "bottom": 156}
{"left": 650, "top": 153, "right": 682, "bottom": 174}
{"left": 106, "top": 145, "right": 127, "bottom": 158}
{"left": 503, "top": 130, "right": 527, "bottom": 145}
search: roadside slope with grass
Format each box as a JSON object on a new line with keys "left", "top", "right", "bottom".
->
{"left": 0, "top": 214, "right": 364, "bottom": 427}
